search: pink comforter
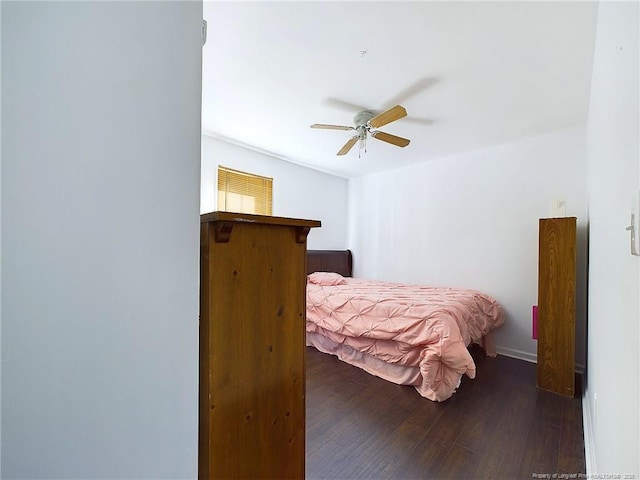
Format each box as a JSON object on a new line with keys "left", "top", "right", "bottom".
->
{"left": 306, "top": 278, "right": 505, "bottom": 401}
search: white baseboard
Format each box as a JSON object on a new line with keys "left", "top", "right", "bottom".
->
{"left": 582, "top": 389, "right": 597, "bottom": 475}
{"left": 494, "top": 346, "right": 585, "bottom": 374}
{"left": 495, "top": 346, "right": 537, "bottom": 363}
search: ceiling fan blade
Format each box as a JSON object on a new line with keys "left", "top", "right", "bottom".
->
{"left": 368, "top": 105, "right": 407, "bottom": 129}
{"left": 323, "top": 98, "right": 370, "bottom": 113}
{"left": 311, "top": 123, "right": 354, "bottom": 131}
{"left": 371, "top": 131, "right": 410, "bottom": 148}
{"left": 402, "top": 116, "right": 435, "bottom": 126}
{"left": 381, "top": 77, "right": 440, "bottom": 109}
{"left": 337, "top": 136, "right": 358, "bottom": 156}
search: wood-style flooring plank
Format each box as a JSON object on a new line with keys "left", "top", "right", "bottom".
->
{"left": 435, "top": 444, "right": 482, "bottom": 480}
{"left": 558, "top": 396, "right": 587, "bottom": 473}
{"left": 517, "top": 421, "right": 561, "bottom": 478}
{"left": 471, "top": 389, "right": 538, "bottom": 480}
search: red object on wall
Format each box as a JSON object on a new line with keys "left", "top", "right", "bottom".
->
{"left": 532, "top": 305, "right": 538, "bottom": 339}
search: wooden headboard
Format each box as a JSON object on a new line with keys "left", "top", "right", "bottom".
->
{"left": 306, "top": 249, "right": 353, "bottom": 277}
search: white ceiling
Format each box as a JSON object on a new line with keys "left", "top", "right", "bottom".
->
{"left": 202, "top": 1, "right": 599, "bottom": 178}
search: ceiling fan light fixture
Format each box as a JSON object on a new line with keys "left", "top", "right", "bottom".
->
{"left": 358, "top": 136, "right": 367, "bottom": 158}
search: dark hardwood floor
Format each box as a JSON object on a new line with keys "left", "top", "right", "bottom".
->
{"left": 306, "top": 345, "right": 585, "bottom": 480}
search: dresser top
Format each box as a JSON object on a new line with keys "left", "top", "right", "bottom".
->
{"left": 201, "top": 211, "right": 321, "bottom": 229}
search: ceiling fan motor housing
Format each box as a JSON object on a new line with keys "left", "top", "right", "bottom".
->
{"left": 354, "top": 111, "right": 375, "bottom": 139}
{"left": 353, "top": 110, "right": 375, "bottom": 127}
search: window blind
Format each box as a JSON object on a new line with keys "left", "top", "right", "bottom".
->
{"left": 217, "top": 166, "right": 273, "bottom": 215}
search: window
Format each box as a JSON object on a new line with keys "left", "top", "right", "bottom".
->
{"left": 217, "top": 166, "right": 273, "bottom": 215}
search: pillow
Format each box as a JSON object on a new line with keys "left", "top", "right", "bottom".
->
{"left": 307, "top": 272, "right": 346, "bottom": 286}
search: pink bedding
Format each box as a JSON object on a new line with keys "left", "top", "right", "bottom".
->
{"left": 306, "top": 277, "right": 505, "bottom": 401}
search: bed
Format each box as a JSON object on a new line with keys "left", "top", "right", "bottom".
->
{"left": 305, "top": 249, "right": 505, "bottom": 402}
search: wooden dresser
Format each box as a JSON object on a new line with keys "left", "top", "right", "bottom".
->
{"left": 199, "top": 211, "right": 320, "bottom": 479}
{"left": 536, "top": 217, "right": 576, "bottom": 397}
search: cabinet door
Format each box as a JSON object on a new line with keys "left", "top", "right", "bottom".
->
{"left": 537, "top": 217, "right": 576, "bottom": 397}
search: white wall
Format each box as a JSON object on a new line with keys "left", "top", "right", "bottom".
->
{"left": 348, "top": 128, "right": 588, "bottom": 366}
{"left": 201, "top": 135, "right": 348, "bottom": 249}
{"left": 584, "top": 1, "right": 639, "bottom": 475}
{"left": 0, "top": 3, "right": 3, "bottom": 477}
{"left": 1, "top": 2, "right": 202, "bottom": 478}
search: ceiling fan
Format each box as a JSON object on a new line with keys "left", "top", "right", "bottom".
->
{"left": 310, "top": 104, "right": 410, "bottom": 156}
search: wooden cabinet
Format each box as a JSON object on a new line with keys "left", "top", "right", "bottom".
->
{"left": 536, "top": 217, "right": 576, "bottom": 397}
{"left": 199, "top": 212, "right": 320, "bottom": 479}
